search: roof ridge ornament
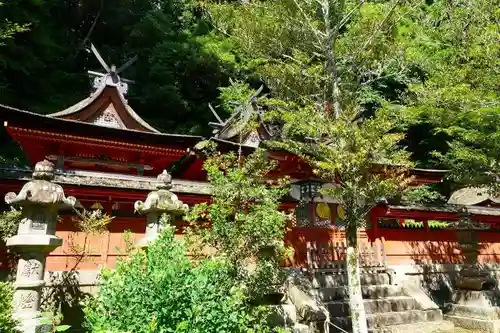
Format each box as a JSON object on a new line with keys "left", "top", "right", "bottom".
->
{"left": 87, "top": 43, "right": 138, "bottom": 97}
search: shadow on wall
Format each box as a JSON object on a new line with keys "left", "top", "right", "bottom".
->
{"left": 408, "top": 240, "right": 463, "bottom": 308}
{"left": 407, "top": 238, "right": 500, "bottom": 308}
{"left": 42, "top": 271, "right": 93, "bottom": 332}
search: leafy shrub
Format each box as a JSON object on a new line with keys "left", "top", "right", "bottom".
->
{"left": 401, "top": 185, "right": 446, "bottom": 205}
{"left": 83, "top": 225, "right": 271, "bottom": 333}
{"left": 0, "top": 282, "right": 19, "bottom": 333}
{"left": 185, "top": 150, "right": 291, "bottom": 296}
{"left": 0, "top": 208, "right": 22, "bottom": 241}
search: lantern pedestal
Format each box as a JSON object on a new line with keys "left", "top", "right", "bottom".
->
{"left": 445, "top": 216, "right": 500, "bottom": 332}
{"left": 5, "top": 160, "right": 76, "bottom": 333}
{"left": 455, "top": 229, "right": 495, "bottom": 290}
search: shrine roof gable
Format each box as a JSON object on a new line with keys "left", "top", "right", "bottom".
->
{"left": 48, "top": 84, "right": 159, "bottom": 133}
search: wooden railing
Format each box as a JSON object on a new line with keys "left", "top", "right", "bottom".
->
{"left": 306, "top": 240, "right": 386, "bottom": 272}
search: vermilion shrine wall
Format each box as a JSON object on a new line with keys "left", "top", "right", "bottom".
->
{"left": 3, "top": 200, "right": 500, "bottom": 273}
{"left": 286, "top": 227, "right": 500, "bottom": 267}
{"left": 43, "top": 224, "right": 500, "bottom": 271}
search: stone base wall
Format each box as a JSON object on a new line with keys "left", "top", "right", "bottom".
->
{"left": 27, "top": 264, "right": 500, "bottom": 308}
{"left": 391, "top": 263, "right": 500, "bottom": 307}
{"left": 5, "top": 264, "right": 500, "bottom": 304}
{"left": 3, "top": 264, "right": 500, "bottom": 331}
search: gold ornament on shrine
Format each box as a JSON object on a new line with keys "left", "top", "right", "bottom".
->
{"left": 316, "top": 202, "right": 331, "bottom": 219}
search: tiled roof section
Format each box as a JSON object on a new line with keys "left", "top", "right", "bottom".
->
{"left": 448, "top": 187, "right": 500, "bottom": 205}
{"left": 0, "top": 164, "right": 212, "bottom": 194}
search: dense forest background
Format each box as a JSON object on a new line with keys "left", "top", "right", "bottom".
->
{"left": 0, "top": 0, "right": 498, "bottom": 194}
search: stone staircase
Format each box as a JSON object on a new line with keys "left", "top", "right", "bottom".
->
{"left": 311, "top": 270, "right": 454, "bottom": 333}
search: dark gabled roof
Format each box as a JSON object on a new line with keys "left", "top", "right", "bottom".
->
{"left": 0, "top": 103, "right": 202, "bottom": 148}
{"left": 48, "top": 83, "right": 160, "bottom": 133}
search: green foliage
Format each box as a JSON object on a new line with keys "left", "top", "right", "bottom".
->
{"left": 401, "top": 185, "right": 446, "bottom": 205}
{"left": 400, "top": 0, "right": 500, "bottom": 184}
{"left": 208, "top": 0, "right": 416, "bottom": 111}
{"left": 72, "top": 208, "right": 113, "bottom": 235}
{"left": 205, "top": 0, "right": 419, "bottom": 234}
{"left": 40, "top": 312, "right": 71, "bottom": 333}
{"left": 218, "top": 81, "right": 257, "bottom": 114}
{"left": 0, "top": 0, "right": 498, "bottom": 175}
{"left": 272, "top": 107, "right": 413, "bottom": 232}
{"left": 0, "top": 0, "right": 236, "bottom": 135}
{"left": 185, "top": 149, "right": 290, "bottom": 295}
{"left": 0, "top": 282, "right": 19, "bottom": 333}
{"left": 0, "top": 208, "right": 22, "bottom": 241}
{"left": 83, "top": 225, "right": 271, "bottom": 333}
{"left": 0, "top": 2, "right": 29, "bottom": 45}
{"left": 401, "top": 219, "right": 451, "bottom": 229}
{"left": 207, "top": 4, "right": 425, "bottom": 330}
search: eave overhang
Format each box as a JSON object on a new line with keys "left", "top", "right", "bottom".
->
{"left": 0, "top": 104, "right": 202, "bottom": 149}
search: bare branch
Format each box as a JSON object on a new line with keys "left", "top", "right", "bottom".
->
{"left": 74, "top": 0, "right": 103, "bottom": 58}
{"left": 292, "top": 0, "right": 326, "bottom": 44}
{"left": 336, "top": 0, "right": 365, "bottom": 31}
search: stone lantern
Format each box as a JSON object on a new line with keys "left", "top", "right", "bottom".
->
{"left": 5, "top": 160, "right": 77, "bottom": 333}
{"left": 445, "top": 209, "right": 500, "bottom": 330}
{"left": 134, "top": 170, "right": 188, "bottom": 248}
{"left": 455, "top": 208, "right": 493, "bottom": 290}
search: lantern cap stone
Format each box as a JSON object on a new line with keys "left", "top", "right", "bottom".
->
{"left": 4, "top": 159, "right": 76, "bottom": 208}
{"left": 33, "top": 159, "right": 55, "bottom": 180}
{"left": 134, "top": 171, "right": 188, "bottom": 215}
{"left": 157, "top": 170, "right": 173, "bottom": 190}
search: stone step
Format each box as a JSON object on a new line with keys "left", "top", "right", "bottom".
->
{"left": 316, "top": 285, "right": 404, "bottom": 301}
{"left": 444, "top": 314, "right": 500, "bottom": 333}
{"left": 368, "top": 309, "right": 443, "bottom": 327}
{"left": 447, "top": 304, "right": 500, "bottom": 320}
{"left": 368, "top": 320, "right": 455, "bottom": 333}
{"left": 312, "top": 272, "right": 391, "bottom": 288}
{"left": 330, "top": 309, "right": 443, "bottom": 330}
{"left": 330, "top": 321, "right": 454, "bottom": 333}
{"left": 327, "top": 296, "right": 418, "bottom": 316}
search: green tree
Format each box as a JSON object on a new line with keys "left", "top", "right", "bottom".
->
{"left": 185, "top": 148, "right": 290, "bottom": 297}
{"left": 0, "top": 2, "right": 29, "bottom": 44}
{"left": 400, "top": 0, "right": 500, "bottom": 190}
{"left": 84, "top": 149, "right": 290, "bottom": 332}
{"left": 272, "top": 107, "right": 412, "bottom": 332}
{"left": 205, "top": 0, "right": 421, "bottom": 331}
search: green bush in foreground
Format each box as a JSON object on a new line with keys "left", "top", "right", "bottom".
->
{"left": 83, "top": 225, "right": 270, "bottom": 333}
{"left": 0, "top": 282, "right": 19, "bottom": 333}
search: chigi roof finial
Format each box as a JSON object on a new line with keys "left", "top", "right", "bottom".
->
{"left": 87, "top": 43, "right": 137, "bottom": 97}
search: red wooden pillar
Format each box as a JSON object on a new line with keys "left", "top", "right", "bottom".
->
{"left": 369, "top": 206, "right": 382, "bottom": 240}
{"left": 423, "top": 219, "right": 429, "bottom": 232}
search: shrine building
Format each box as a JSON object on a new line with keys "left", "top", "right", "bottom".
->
{"left": 1, "top": 54, "right": 500, "bottom": 289}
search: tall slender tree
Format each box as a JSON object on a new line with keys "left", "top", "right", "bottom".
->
{"left": 205, "top": 1, "right": 422, "bottom": 331}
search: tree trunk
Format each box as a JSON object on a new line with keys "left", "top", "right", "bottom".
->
{"left": 346, "top": 223, "right": 368, "bottom": 333}
{"left": 322, "top": 0, "right": 342, "bottom": 120}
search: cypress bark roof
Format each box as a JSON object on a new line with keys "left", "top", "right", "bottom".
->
{"left": 47, "top": 77, "right": 159, "bottom": 133}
